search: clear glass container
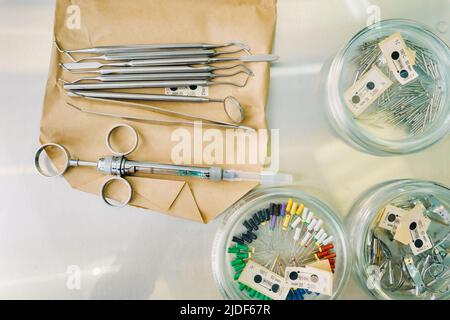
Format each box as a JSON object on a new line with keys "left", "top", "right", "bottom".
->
{"left": 325, "top": 19, "right": 450, "bottom": 155}
{"left": 211, "top": 187, "right": 350, "bottom": 300}
{"left": 347, "top": 179, "right": 450, "bottom": 300}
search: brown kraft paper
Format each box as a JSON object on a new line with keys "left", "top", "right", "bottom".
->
{"left": 39, "top": 0, "right": 277, "bottom": 223}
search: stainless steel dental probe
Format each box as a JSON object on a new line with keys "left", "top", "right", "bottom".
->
{"left": 57, "top": 41, "right": 251, "bottom": 55}
{"left": 62, "top": 77, "right": 251, "bottom": 89}
{"left": 35, "top": 124, "right": 290, "bottom": 207}
{"left": 70, "top": 48, "right": 249, "bottom": 63}
{"left": 64, "top": 69, "right": 251, "bottom": 83}
{"left": 67, "top": 91, "right": 245, "bottom": 124}
{"left": 60, "top": 63, "right": 253, "bottom": 75}
{"left": 61, "top": 54, "right": 279, "bottom": 71}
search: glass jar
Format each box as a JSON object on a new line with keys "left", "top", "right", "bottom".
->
{"left": 325, "top": 19, "right": 450, "bottom": 155}
{"left": 347, "top": 179, "right": 450, "bottom": 300}
{"left": 211, "top": 187, "right": 350, "bottom": 300}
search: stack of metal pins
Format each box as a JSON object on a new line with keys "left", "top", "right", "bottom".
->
{"left": 352, "top": 36, "right": 444, "bottom": 135}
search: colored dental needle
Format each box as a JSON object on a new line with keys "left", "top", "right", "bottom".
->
{"left": 227, "top": 199, "right": 337, "bottom": 300}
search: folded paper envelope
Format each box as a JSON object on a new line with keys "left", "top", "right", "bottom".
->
{"left": 39, "top": 0, "right": 277, "bottom": 223}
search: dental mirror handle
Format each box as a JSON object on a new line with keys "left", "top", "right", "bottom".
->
{"left": 63, "top": 80, "right": 211, "bottom": 90}
{"left": 68, "top": 90, "right": 211, "bottom": 103}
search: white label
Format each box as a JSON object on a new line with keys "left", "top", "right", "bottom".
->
{"left": 393, "top": 214, "right": 412, "bottom": 245}
{"left": 378, "top": 205, "right": 407, "bottom": 233}
{"left": 238, "top": 260, "right": 290, "bottom": 300}
{"left": 284, "top": 265, "right": 333, "bottom": 296}
{"left": 410, "top": 203, "right": 430, "bottom": 231}
{"left": 164, "top": 85, "right": 208, "bottom": 97}
{"left": 344, "top": 66, "right": 393, "bottom": 117}
{"left": 379, "top": 32, "right": 418, "bottom": 85}
{"left": 394, "top": 203, "right": 431, "bottom": 245}
{"left": 408, "top": 215, "right": 432, "bottom": 255}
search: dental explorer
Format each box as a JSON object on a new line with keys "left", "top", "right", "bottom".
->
{"left": 61, "top": 54, "right": 279, "bottom": 71}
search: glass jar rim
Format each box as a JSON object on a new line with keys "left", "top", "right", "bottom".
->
{"left": 347, "top": 178, "right": 450, "bottom": 300}
{"left": 327, "top": 19, "right": 450, "bottom": 155}
{"left": 211, "top": 186, "right": 352, "bottom": 300}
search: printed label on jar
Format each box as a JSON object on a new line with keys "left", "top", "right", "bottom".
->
{"left": 408, "top": 215, "right": 432, "bottom": 255}
{"left": 378, "top": 205, "right": 407, "bottom": 233}
{"left": 238, "top": 260, "right": 290, "bottom": 300}
{"left": 378, "top": 32, "right": 418, "bottom": 85}
{"left": 284, "top": 265, "right": 333, "bottom": 296}
{"left": 394, "top": 207, "right": 432, "bottom": 253}
{"left": 344, "top": 65, "right": 393, "bottom": 117}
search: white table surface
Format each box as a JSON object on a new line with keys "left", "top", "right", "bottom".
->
{"left": 0, "top": 0, "right": 448, "bottom": 299}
